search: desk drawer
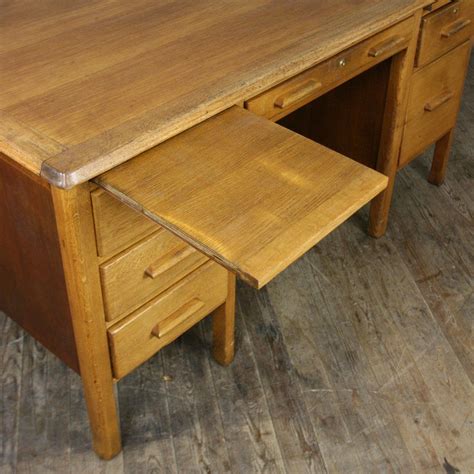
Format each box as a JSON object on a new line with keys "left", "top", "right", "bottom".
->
{"left": 399, "top": 41, "right": 471, "bottom": 167}
{"left": 100, "top": 229, "right": 208, "bottom": 322}
{"left": 417, "top": 0, "right": 474, "bottom": 67}
{"left": 245, "top": 17, "right": 415, "bottom": 121}
{"left": 92, "top": 188, "right": 156, "bottom": 258}
{"left": 108, "top": 260, "right": 227, "bottom": 378}
{"left": 423, "top": 1, "right": 452, "bottom": 15}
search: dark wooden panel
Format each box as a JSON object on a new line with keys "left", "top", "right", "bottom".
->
{"left": 279, "top": 59, "right": 391, "bottom": 170}
{"left": 0, "top": 153, "right": 78, "bottom": 371}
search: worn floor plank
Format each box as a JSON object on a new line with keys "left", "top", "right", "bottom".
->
{"left": 1, "top": 53, "right": 472, "bottom": 474}
{"left": 118, "top": 353, "right": 176, "bottom": 474}
{"left": 160, "top": 328, "right": 232, "bottom": 473}
{"left": 203, "top": 317, "right": 287, "bottom": 473}
{"left": 0, "top": 316, "right": 23, "bottom": 474}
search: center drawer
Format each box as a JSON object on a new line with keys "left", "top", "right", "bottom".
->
{"left": 100, "top": 229, "right": 208, "bottom": 322}
{"left": 245, "top": 16, "right": 414, "bottom": 121}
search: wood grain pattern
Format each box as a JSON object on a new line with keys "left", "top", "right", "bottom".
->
{"left": 368, "top": 11, "right": 422, "bottom": 237}
{"left": 51, "top": 184, "right": 121, "bottom": 459}
{"left": 424, "top": 0, "right": 453, "bottom": 14}
{"left": 417, "top": 0, "right": 474, "bottom": 67}
{"left": 97, "top": 106, "right": 388, "bottom": 289}
{"left": 100, "top": 230, "right": 208, "bottom": 323}
{"left": 212, "top": 273, "right": 237, "bottom": 366}
{"left": 0, "top": 153, "right": 78, "bottom": 371}
{"left": 0, "top": 0, "right": 424, "bottom": 187}
{"left": 108, "top": 261, "right": 227, "bottom": 379}
{"left": 245, "top": 17, "right": 414, "bottom": 121}
{"left": 91, "top": 188, "right": 156, "bottom": 258}
{"left": 278, "top": 60, "right": 391, "bottom": 171}
{"left": 399, "top": 40, "right": 471, "bottom": 167}
{"left": 428, "top": 128, "right": 456, "bottom": 184}
{"left": 1, "top": 49, "right": 472, "bottom": 473}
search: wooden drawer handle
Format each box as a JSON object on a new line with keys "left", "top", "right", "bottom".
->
{"left": 152, "top": 298, "right": 205, "bottom": 338}
{"left": 424, "top": 91, "right": 455, "bottom": 112}
{"left": 441, "top": 19, "right": 471, "bottom": 38}
{"left": 368, "top": 36, "right": 407, "bottom": 58}
{"left": 274, "top": 79, "right": 322, "bottom": 109}
{"left": 145, "top": 246, "right": 196, "bottom": 279}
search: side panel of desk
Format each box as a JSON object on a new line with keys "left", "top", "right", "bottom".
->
{"left": 0, "top": 152, "right": 79, "bottom": 372}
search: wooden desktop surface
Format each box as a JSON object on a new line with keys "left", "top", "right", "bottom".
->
{"left": 0, "top": 0, "right": 429, "bottom": 188}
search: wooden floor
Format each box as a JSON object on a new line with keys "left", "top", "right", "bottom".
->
{"left": 1, "top": 55, "right": 473, "bottom": 473}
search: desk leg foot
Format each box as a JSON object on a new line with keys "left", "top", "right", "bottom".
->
{"left": 428, "top": 129, "right": 454, "bottom": 186}
{"left": 212, "top": 273, "right": 236, "bottom": 366}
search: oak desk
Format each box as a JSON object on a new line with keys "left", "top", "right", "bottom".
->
{"left": 1, "top": 0, "right": 472, "bottom": 458}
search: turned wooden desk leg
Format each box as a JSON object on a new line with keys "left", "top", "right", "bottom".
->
{"left": 212, "top": 272, "right": 236, "bottom": 366}
{"left": 369, "top": 12, "right": 421, "bottom": 238}
{"left": 428, "top": 129, "right": 455, "bottom": 186}
{"left": 52, "top": 184, "right": 121, "bottom": 460}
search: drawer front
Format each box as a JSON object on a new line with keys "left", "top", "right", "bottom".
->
{"left": 399, "top": 41, "right": 471, "bottom": 167}
{"left": 108, "top": 260, "right": 227, "bottom": 379}
{"left": 245, "top": 17, "right": 415, "bottom": 121}
{"left": 92, "top": 188, "right": 156, "bottom": 258}
{"left": 424, "top": 1, "right": 453, "bottom": 15}
{"left": 417, "top": 0, "right": 474, "bottom": 67}
{"left": 101, "top": 229, "right": 208, "bottom": 322}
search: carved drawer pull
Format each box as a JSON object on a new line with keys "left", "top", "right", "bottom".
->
{"left": 145, "top": 246, "right": 196, "bottom": 279}
{"left": 152, "top": 298, "right": 205, "bottom": 338}
{"left": 274, "top": 79, "right": 322, "bottom": 109}
{"left": 441, "top": 18, "right": 471, "bottom": 38}
{"left": 424, "top": 91, "right": 455, "bottom": 112}
{"left": 368, "top": 36, "right": 407, "bottom": 58}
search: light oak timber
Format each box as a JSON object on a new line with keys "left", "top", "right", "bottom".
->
{"left": 278, "top": 61, "right": 391, "bottom": 171}
{"left": 51, "top": 184, "right": 121, "bottom": 459}
{"left": 399, "top": 41, "right": 472, "bottom": 167}
{"left": 0, "top": 112, "right": 64, "bottom": 177}
{"left": 428, "top": 128, "right": 456, "bottom": 184}
{"left": 107, "top": 261, "right": 228, "bottom": 379}
{"left": 212, "top": 273, "right": 237, "bottom": 366}
{"left": 91, "top": 188, "right": 156, "bottom": 258}
{"left": 1, "top": 49, "right": 473, "bottom": 473}
{"left": 1, "top": 0, "right": 472, "bottom": 464}
{"left": 368, "top": 10, "right": 423, "bottom": 237}
{"left": 423, "top": 0, "right": 453, "bottom": 13}
{"left": 245, "top": 17, "right": 415, "bottom": 121}
{"left": 100, "top": 229, "right": 207, "bottom": 322}
{"left": 96, "top": 106, "right": 388, "bottom": 289}
{"left": 416, "top": 0, "right": 474, "bottom": 67}
{"left": 0, "top": 0, "right": 426, "bottom": 187}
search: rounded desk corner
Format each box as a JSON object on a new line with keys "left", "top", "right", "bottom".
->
{"left": 40, "top": 162, "right": 79, "bottom": 190}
